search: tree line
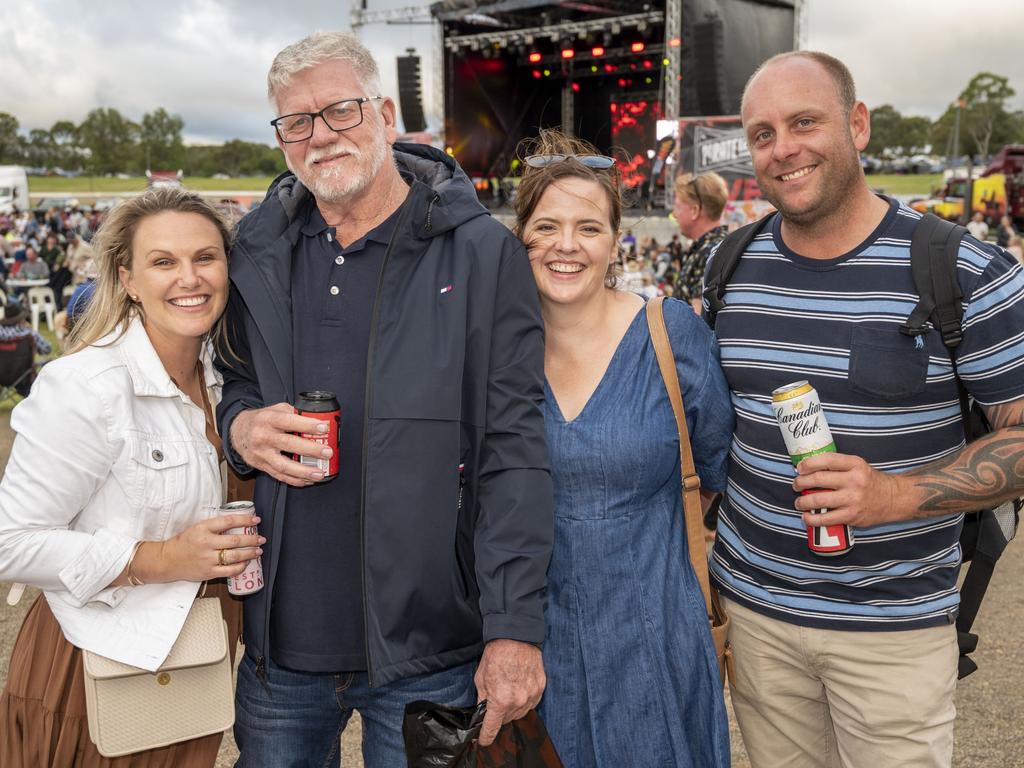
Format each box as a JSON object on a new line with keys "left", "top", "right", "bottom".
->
{"left": 863, "top": 73, "right": 1021, "bottom": 159}
{"left": 0, "top": 71, "right": 1020, "bottom": 177}
{"left": 0, "top": 106, "right": 286, "bottom": 177}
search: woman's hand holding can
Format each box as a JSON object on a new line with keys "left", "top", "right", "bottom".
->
{"left": 127, "top": 512, "right": 265, "bottom": 585}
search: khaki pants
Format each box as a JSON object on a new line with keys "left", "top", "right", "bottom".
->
{"left": 723, "top": 596, "right": 958, "bottom": 768}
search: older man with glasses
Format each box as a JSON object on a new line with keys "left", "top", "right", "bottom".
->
{"left": 217, "top": 31, "right": 553, "bottom": 767}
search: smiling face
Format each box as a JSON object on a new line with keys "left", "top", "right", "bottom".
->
{"left": 118, "top": 211, "right": 228, "bottom": 355}
{"left": 741, "top": 56, "right": 869, "bottom": 227}
{"left": 523, "top": 177, "right": 618, "bottom": 307}
{"left": 274, "top": 58, "right": 396, "bottom": 204}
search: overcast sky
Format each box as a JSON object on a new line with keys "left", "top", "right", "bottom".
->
{"left": 3, "top": 0, "right": 1023, "bottom": 146}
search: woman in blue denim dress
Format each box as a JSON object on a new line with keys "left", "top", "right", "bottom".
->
{"left": 514, "top": 130, "right": 734, "bottom": 768}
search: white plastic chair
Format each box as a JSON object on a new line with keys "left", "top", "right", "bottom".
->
{"left": 27, "top": 286, "right": 56, "bottom": 332}
{"left": 62, "top": 284, "right": 76, "bottom": 302}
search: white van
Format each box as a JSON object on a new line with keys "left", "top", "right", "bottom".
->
{"left": 0, "top": 166, "right": 29, "bottom": 215}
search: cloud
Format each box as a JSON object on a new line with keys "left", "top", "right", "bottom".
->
{"left": 2, "top": 0, "right": 1022, "bottom": 147}
{"left": 805, "top": 0, "right": 1024, "bottom": 118}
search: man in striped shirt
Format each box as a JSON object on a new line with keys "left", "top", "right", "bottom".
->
{"left": 706, "top": 51, "right": 1024, "bottom": 768}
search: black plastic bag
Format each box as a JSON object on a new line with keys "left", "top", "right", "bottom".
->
{"left": 403, "top": 700, "right": 563, "bottom": 768}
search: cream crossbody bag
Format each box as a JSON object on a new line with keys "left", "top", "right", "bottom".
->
{"left": 82, "top": 595, "right": 234, "bottom": 757}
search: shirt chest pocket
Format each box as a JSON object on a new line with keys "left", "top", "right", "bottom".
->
{"left": 848, "top": 325, "right": 929, "bottom": 400}
{"left": 125, "top": 438, "right": 191, "bottom": 508}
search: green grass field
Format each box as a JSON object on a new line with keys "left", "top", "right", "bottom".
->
{"left": 865, "top": 174, "right": 941, "bottom": 197}
{"left": 29, "top": 176, "right": 277, "bottom": 196}
{"left": 26, "top": 172, "right": 942, "bottom": 202}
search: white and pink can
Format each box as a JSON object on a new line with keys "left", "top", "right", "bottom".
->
{"left": 222, "top": 500, "right": 264, "bottom": 595}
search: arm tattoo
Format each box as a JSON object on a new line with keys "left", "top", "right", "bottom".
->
{"left": 907, "top": 397, "right": 1024, "bottom": 515}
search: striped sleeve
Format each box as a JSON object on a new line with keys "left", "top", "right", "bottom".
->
{"left": 955, "top": 238, "right": 1024, "bottom": 405}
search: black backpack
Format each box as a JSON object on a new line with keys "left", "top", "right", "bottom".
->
{"left": 703, "top": 211, "right": 1021, "bottom": 680}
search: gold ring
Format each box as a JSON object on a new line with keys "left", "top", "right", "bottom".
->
{"left": 218, "top": 549, "right": 228, "bottom": 567}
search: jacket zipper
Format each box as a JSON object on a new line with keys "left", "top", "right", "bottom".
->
{"left": 256, "top": 478, "right": 283, "bottom": 692}
{"left": 360, "top": 199, "right": 415, "bottom": 688}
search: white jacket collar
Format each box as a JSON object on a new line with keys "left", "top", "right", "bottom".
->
{"left": 104, "top": 317, "right": 222, "bottom": 398}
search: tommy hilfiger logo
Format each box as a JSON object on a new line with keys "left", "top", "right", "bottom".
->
{"left": 440, "top": 284, "right": 453, "bottom": 294}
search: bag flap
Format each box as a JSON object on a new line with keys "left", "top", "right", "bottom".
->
{"left": 83, "top": 598, "right": 228, "bottom": 680}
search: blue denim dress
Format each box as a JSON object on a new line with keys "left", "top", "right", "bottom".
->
{"left": 538, "top": 300, "right": 733, "bottom": 768}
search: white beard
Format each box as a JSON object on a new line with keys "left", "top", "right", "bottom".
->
{"left": 291, "top": 135, "right": 390, "bottom": 204}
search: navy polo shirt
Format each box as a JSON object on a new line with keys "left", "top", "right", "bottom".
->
{"left": 270, "top": 199, "right": 403, "bottom": 672}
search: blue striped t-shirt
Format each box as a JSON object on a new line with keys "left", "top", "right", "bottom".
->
{"left": 706, "top": 198, "right": 1024, "bottom": 631}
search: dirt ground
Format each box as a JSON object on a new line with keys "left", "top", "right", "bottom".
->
{"left": 0, "top": 403, "right": 1020, "bottom": 767}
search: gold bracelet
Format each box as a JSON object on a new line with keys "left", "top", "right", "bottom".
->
{"left": 126, "top": 541, "right": 146, "bottom": 587}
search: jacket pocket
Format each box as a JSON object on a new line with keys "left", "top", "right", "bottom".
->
{"left": 126, "top": 438, "right": 190, "bottom": 508}
{"left": 848, "top": 325, "right": 928, "bottom": 400}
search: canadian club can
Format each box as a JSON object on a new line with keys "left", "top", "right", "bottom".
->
{"left": 294, "top": 390, "right": 341, "bottom": 481}
{"left": 223, "top": 501, "right": 264, "bottom": 595}
{"left": 771, "top": 381, "right": 854, "bottom": 556}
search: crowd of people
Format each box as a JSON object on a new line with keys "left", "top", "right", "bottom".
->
{"left": 0, "top": 204, "right": 103, "bottom": 328}
{"left": 0, "top": 32, "right": 1023, "bottom": 768}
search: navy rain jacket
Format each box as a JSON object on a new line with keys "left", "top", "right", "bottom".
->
{"left": 216, "top": 143, "right": 554, "bottom": 686}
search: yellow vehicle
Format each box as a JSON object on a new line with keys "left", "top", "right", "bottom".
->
{"left": 909, "top": 145, "right": 1024, "bottom": 225}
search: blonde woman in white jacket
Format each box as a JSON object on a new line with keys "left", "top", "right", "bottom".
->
{"left": 0, "top": 188, "right": 263, "bottom": 767}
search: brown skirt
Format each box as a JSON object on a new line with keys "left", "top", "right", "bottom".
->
{"left": 0, "top": 581, "right": 243, "bottom": 768}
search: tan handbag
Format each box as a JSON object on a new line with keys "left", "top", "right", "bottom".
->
{"left": 646, "top": 297, "right": 734, "bottom": 688}
{"left": 82, "top": 596, "right": 235, "bottom": 757}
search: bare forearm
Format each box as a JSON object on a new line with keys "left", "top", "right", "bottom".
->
{"left": 902, "top": 424, "right": 1024, "bottom": 517}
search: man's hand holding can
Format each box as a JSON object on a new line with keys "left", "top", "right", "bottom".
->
{"left": 229, "top": 403, "right": 334, "bottom": 487}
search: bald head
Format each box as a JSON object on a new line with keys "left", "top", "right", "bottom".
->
{"left": 742, "top": 51, "right": 857, "bottom": 119}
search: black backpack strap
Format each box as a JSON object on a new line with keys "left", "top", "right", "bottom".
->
{"left": 906, "top": 213, "right": 1013, "bottom": 679}
{"left": 702, "top": 213, "right": 774, "bottom": 329}
{"left": 902, "top": 212, "right": 968, "bottom": 350}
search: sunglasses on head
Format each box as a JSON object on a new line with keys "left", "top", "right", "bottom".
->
{"left": 685, "top": 176, "right": 704, "bottom": 209}
{"left": 524, "top": 153, "right": 616, "bottom": 170}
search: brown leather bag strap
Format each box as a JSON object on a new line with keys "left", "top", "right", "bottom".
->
{"left": 645, "top": 297, "right": 714, "bottom": 619}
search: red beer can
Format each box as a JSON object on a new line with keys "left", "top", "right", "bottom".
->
{"left": 222, "top": 501, "right": 264, "bottom": 596}
{"left": 294, "top": 390, "right": 341, "bottom": 481}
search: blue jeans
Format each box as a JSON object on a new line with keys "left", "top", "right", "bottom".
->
{"left": 234, "top": 654, "right": 477, "bottom": 768}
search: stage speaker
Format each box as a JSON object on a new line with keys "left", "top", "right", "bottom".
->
{"left": 396, "top": 51, "right": 426, "bottom": 132}
{"left": 693, "top": 17, "right": 729, "bottom": 116}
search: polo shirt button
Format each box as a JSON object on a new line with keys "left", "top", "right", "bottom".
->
{"left": 326, "top": 232, "right": 333, "bottom": 242}
{"left": 330, "top": 286, "right": 340, "bottom": 296}
{"left": 335, "top": 255, "right": 345, "bottom": 265}
{"left": 152, "top": 449, "right": 164, "bottom": 462}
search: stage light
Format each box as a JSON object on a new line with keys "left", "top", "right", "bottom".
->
{"left": 528, "top": 52, "right": 541, "bottom": 63}
{"left": 543, "top": 69, "right": 551, "bottom": 77}
{"left": 532, "top": 69, "right": 542, "bottom": 79}
{"left": 603, "top": 63, "right": 616, "bottom": 73}
{"left": 643, "top": 60, "right": 653, "bottom": 69}
{"left": 618, "top": 78, "right": 628, "bottom": 87}
{"left": 445, "top": 146, "right": 454, "bottom": 156}
{"left": 631, "top": 42, "right": 645, "bottom": 53}
{"left": 591, "top": 46, "right": 605, "bottom": 57}
{"left": 571, "top": 82, "right": 580, "bottom": 93}
{"left": 561, "top": 48, "right": 575, "bottom": 59}
{"left": 668, "top": 37, "right": 681, "bottom": 47}
{"left": 663, "top": 57, "right": 670, "bottom": 66}
{"left": 590, "top": 65, "right": 598, "bottom": 73}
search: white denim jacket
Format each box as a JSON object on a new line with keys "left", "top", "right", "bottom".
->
{"left": 0, "top": 318, "right": 224, "bottom": 671}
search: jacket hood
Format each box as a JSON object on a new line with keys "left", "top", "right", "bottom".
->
{"left": 235, "top": 142, "right": 488, "bottom": 247}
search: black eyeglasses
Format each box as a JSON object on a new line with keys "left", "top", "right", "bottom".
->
{"left": 685, "top": 176, "right": 704, "bottom": 210}
{"left": 524, "top": 153, "right": 616, "bottom": 170}
{"left": 271, "top": 96, "right": 383, "bottom": 143}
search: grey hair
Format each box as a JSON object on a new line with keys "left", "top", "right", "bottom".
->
{"left": 267, "top": 31, "right": 383, "bottom": 106}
